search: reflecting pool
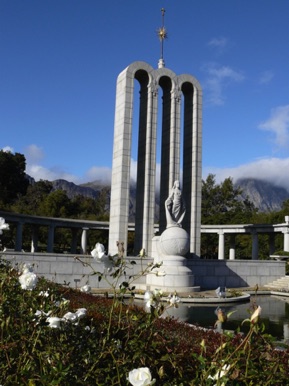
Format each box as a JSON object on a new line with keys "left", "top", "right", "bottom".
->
{"left": 161, "top": 295, "right": 289, "bottom": 343}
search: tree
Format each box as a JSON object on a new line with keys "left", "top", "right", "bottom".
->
{"left": 201, "top": 174, "right": 257, "bottom": 258}
{"left": 0, "top": 150, "right": 29, "bottom": 207}
{"left": 11, "top": 180, "right": 53, "bottom": 215}
{"left": 39, "top": 190, "right": 72, "bottom": 218}
{"left": 202, "top": 174, "right": 257, "bottom": 225}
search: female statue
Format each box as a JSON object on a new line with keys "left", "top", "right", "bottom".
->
{"left": 165, "top": 180, "right": 186, "bottom": 227}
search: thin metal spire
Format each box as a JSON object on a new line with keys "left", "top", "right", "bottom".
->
{"left": 157, "top": 8, "right": 168, "bottom": 68}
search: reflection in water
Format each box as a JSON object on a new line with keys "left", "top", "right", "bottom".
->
{"left": 152, "top": 295, "right": 289, "bottom": 342}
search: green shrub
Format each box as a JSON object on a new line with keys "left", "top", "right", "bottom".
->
{"left": 271, "top": 250, "right": 289, "bottom": 256}
{"left": 1, "top": 256, "right": 289, "bottom": 385}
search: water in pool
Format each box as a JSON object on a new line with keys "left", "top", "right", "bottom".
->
{"left": 143, "top": 295, "right": 289, "bottom": 343}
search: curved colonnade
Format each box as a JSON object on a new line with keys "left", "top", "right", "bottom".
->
{"left": 1, "top": 211, "right": 289, "bottom": 259}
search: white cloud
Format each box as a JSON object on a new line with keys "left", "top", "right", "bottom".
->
{"left": 130, "top": 158, "right": 138, "bottom": 183}
{"left": 129, "top": 158, "right": 161, "bottom": 191}
{"left": 26, "top": 164, "right": 79, "bottom": 183}
{"left": 23, "top": 144, "right": 77, "bottom": 182}
{"left": 84, "top": 166, "right": 112, "bottom": 185}
{"left": 25, "top": 144, "right": 44, "bottom": 163}
{"left": 259, "top": 105, "right": 289, "bottom": 148}
{"left": 203, "top": 63, "right": 244, "bottom": 105}
{"left": 2, "top": 146, "right": 14, "bottom": 153}
{"left": 259, "top": 70, "right": 274, "bottom": 85}
{"left": 203, "top": 157, "right": 289, "bottom": 191}
{"left": 207, "top": 37, "right": 228, "bottom": 52}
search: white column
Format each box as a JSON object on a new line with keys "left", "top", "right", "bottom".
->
{"left": 284, "top": 216, "right": 289, "bottom": 252}
{"left": 218, "top": 231, "right": 225, "bottom": 260}
{"left": 284, "top": 323, "right": 289, "bottom": 342}
{"left": 141, "top": 82, "right": 158, "bottom": 256}
{"left": 252, "top": 231, "right": 259, "bottom": 260}
{"left": 283, "top": 230, "right": 289, "bottom": 252}
{"left": 81, "top": 228, "right": 88, "bottom": 254}
{"left": 31, "top": 226, "right": 38, "bottom": 253}
{"left": 229, "top": 234, "right": 236, "bottom": 260}
{"left": 108, "top": 68, "right": 134, "bottom": 256}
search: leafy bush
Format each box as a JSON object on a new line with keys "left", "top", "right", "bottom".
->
{"left": 272, "top": 250, "right": 289, "bottom": 256}
{"left": 1, "top": 256, "right": 289, "bottom": 385}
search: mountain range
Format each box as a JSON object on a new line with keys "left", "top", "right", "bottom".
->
{"left": 235, "top": 178, "right": 289, "bottom": 212}
{"left": 50, "top": 178, "right": 289, "bottom": 214}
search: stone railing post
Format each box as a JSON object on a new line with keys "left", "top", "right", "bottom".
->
{"left": 218, "top": 230, "right": 225, "bottom": 260}
{"left": 229, "top": 234, "right": 236, "bottom": 260}
{"left": 81, "top": 228, "right": 88, "bottom": 254}
{"left": 31, "top": 225, "right": 39, "bottom": 253}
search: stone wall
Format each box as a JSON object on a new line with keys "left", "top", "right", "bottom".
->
{"left": 187, "top": 259, "right": 286, "bottom": 289}
{"left": 2, "top": 252, "right": 147, "bottom": 290}
{"left": 2, "top": 252, "right": 286, "bottom": 291}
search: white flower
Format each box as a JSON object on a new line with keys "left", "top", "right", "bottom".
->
{"left": 91, "top": 243, "right": 114, "bottom": 272}
{"left": 34, "top": 310, "right": 52, "bottom": 324}
{"left": 144, "top": 289, "right": 163, "bottom": 311}
{"left": 19, "top": 271, "right": 38, "bottom": 290}
{"left": 80, "top": 284, "right": 91, "bottom": 293}
{"left": 38, "top": 290, "right": 49, "bottom": 297}
{"left": 144, "top": 291, "right": 153, "bottom": 301}
{"left": 144, "top": 291, "right": 154, "bottom": 310}
{"left": 153, "top": 288, "right": 163, "bottom": 298}
{"left": 63, "top": 312, "right": 78, "bottom": 323}
{"left": 208, "top": 363, "right": 231, "bottom": 383}
{"left": 91, "top": 243, "right": 106, "bottom": 259}
{"left": 128, "top": 367, "right": 156, "bottom": 386}
{"left": 75, "top": 308, "right": 87, "bottom": 319}
{"left": 21, "top": 263, "right": 34, "bottom": 274}
{"left": 0, "top": 217, "right": 9, "bottom": 234}
{"left": 46, "top": 316, "right": 63, "bottom": 328}
{"left": 34, "top": 310, "right": 52, "bottom": 319}
{"left": 250, "top": 305, "right": 261, "bottom": 324}
{"left": 167, "top": 293, "right": 180, "bottom": 307}
{"left": 55, "top": 298, "right": 70, "bottom": 307}
{"left": 139, "top": 248, "right": 146, "bottom": 257}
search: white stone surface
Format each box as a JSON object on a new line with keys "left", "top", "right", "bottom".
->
{"left": 109, "top": 61, "right": 202, "bottom": 260}
{"left": 159, "top": 227, "right": 190, "bottom": 256}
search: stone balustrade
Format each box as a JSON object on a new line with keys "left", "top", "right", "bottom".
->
{"left": 1, "top": 211, "right": 289, "bottom": 260}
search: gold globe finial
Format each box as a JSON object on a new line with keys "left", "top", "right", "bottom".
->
{"left": 157, "top": 8, "right": 167, "bottom": 68}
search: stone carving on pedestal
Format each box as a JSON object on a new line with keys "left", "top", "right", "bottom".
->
{"left": 148, "top": 182, "right": 198, "bottom": 292}
{"left": 165, "top": 180, "right": 186, "bottom": 228}
{"left": 160, "top": 181, "right": 190, "bottom": 257}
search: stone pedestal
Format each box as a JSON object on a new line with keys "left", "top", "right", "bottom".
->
{"left": 147, "top": 255, "right": 199, "bottom": 292}
{"left": 147, "top": 226, "right": 199, "bottom": 293}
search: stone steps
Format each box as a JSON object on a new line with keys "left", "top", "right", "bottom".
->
{"left": 264, "top": 276, "right": 289, "bottom": 290}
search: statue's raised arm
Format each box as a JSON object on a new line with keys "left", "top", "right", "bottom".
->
{"left": 165, "top": 180, "right": 186, "bottom": 228}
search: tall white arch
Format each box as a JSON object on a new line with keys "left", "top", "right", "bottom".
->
{"left": 109, "top": 62, "right": 202, "bottom": 257}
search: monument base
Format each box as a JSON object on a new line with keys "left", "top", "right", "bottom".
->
{"left": 147, "top": 255, "right": 200, "bottom": 293}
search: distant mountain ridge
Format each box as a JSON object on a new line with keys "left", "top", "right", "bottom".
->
{"left": 235, "top": 178, "right": 289, "bottom": 212}
{"left": 49, "top": 177, "right": 289, "bottom": 214}
{"left": 52, "top": 179, "right": 103, "bottom": 199}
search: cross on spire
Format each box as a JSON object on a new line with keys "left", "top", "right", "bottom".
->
{"left": 157, "top": 8, "right": 168, "bottom": 68}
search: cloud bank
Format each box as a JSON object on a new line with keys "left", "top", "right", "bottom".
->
{"left": 202, "top": 63, "right": 245, "bottom": 105}
{"left": 203, "top": 157, "right": 289, "bottom": 191}
{"left": 259, "top": 105, "right": 289, "bottom": 149}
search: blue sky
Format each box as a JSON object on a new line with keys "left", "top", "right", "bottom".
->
{"left": 1, "top": 0, "right": 289, "bottom": 189}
